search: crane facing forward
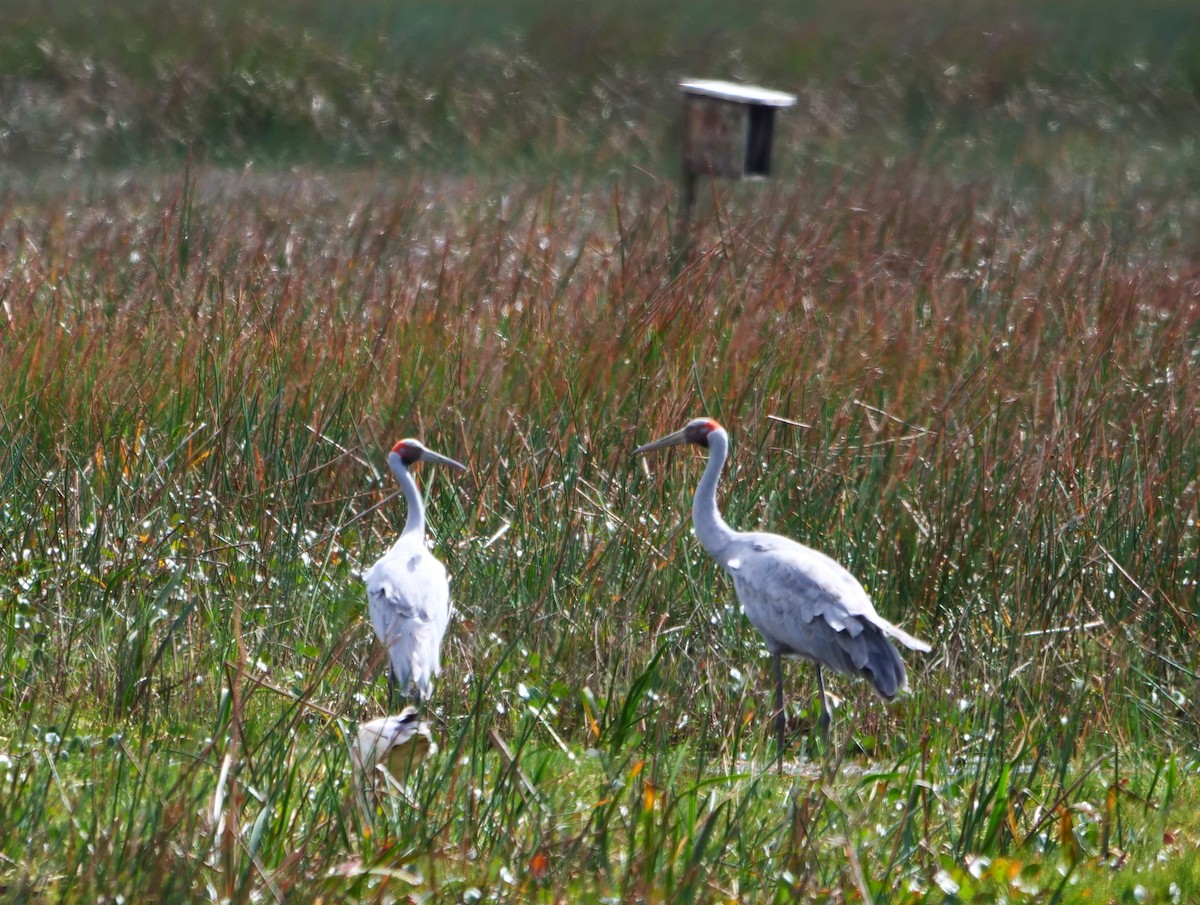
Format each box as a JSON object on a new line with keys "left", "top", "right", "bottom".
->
{"left": 634, "top": 418, "right": 929, "bottom": 758}
{"left": 364, "top": 438, "right": 466, "bottom": 705}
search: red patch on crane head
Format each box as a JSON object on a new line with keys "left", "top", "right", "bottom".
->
{"left": 390, "top": 438, "right": 423, "bottom": 465}
{"left": 684, "top": 418, "right": 722, "bottom": 447}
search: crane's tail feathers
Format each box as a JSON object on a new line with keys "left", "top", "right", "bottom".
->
{"left": 880, "top": 620, "right": 931, "bottom": 653}
{"left": 827, "top": 627, "right": 908, "bottom": 700}
{"left": 864, "top": 638, "right": 907, "bottom": 700}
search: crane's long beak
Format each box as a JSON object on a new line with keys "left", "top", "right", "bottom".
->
{"left": 420, "top": 448, "right": 468, "bottom": 471}
{"left": 633, "top": 428, "right": 689, "bottom": 456}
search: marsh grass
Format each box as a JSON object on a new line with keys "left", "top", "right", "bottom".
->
{"left": 0, "top": 153, "right": 1197, "bottom": 901}
{"left": 1, "top": 8, "right": 1199, "bottom": 900}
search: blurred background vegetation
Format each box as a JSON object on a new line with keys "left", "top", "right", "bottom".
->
{"left": 2, "top": 0, "right": 1200, "bottom": 182}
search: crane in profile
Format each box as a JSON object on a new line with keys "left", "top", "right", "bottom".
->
{"left": 634, "top": 418, "right": 929, "bottom": 761}
{"left": 364, "top": 438, "right": 466, "bottom": 706}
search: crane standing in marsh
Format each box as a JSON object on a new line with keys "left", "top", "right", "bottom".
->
{"left": 634, "top": 418, "right": 930, "bottom": 761}
{"left": 364, "top": 438, "right": 466, "bottom": 706}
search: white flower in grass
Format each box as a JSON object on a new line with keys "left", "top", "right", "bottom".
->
{"left": 934, "top": 870, "right": 959, "bottom": 895}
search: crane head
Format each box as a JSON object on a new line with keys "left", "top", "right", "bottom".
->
{"left": 634, "top": 417, "right": 724, "bottom": 455}
{"left": 389, "top": 438, "right": 468, "bottom": 471}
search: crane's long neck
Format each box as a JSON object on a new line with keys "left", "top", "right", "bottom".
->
{"left": 393, "top": 462, "right": 426, "bottom": 538}
{"left": 692, "top": 430, "right": 736, "bottom": 557}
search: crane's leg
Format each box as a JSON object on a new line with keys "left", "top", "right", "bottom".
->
{"left": 773, "top": 651, "right": 786, "bottom": 770}
{"left": 387, "top": 667, "right": 400, "bottom": 711}
{"left": 815, "top": 664, "right": 831, "bottom": 742}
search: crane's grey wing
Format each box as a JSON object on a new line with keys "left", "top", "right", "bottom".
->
{"left": 364, "top": 540, "right": 452, "bottom": 695}
{"left": 727, "top": 535, "right": 927, "bottom": 698}
{"left": 730, "top": 535, "right": 929, "bottom": 650}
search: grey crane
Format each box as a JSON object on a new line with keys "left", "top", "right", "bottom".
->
{"left": 364, "top": 438, "right": 466, "bottom": 705}
{"left": 634, "top": 417, "right": 929, "bottom": 760}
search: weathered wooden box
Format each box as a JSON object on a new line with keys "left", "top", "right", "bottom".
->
{"left": 681, "top": 79, "right": 797, "bottom": 179}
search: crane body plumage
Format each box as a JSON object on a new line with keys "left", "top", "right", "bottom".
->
{"left": 365, "top": 532, "right": 452, "bottom": 701}
{"left": 635, "top": 418, "right": 929, "bottom": 759}
{"left": 364, "top": 439, "right": 465, "bottom": 704}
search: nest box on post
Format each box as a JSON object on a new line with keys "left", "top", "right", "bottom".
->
{"left": 676, "top": 79, "right": 797, "bottom": 246}
{"left": 681, "top": 79, "right": 796, "bottom": 179}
